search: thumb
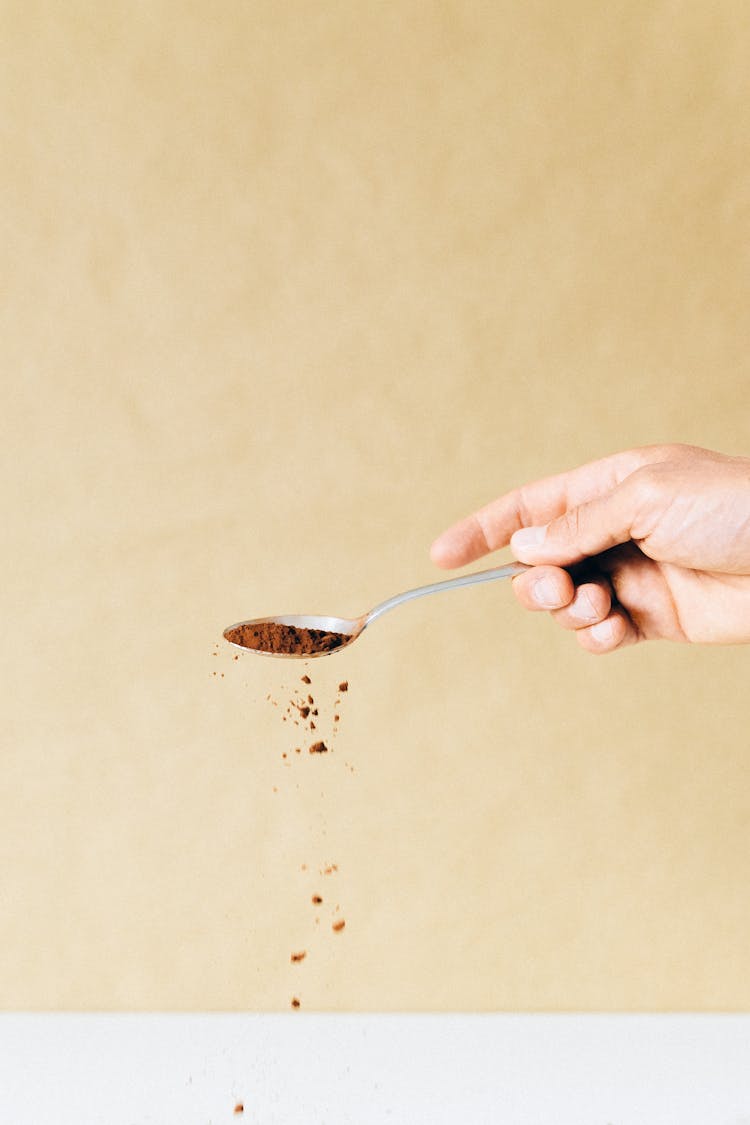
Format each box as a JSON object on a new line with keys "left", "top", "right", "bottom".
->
{"left": 509, "top": 478, "right": 640, "bottom": 566}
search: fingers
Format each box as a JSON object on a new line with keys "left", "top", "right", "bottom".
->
{"left": 511, "top": 565, "right": 576, "bottom": 611}
{"left": 512, "top": 566, "right": 639, "bottom": 654}
{"left": 575, "top": 610, "right": 640, "bottom": 654}
{"left": 551, "top": 581, "right": 612, "bottom": 630}
{"left": 430, "top": 509, "right": 501, "bottom": 569}
{"left": 513, "top": 569, "right": 612, "bottom": 628}
{"left": 509, "top": 470, "right": 649, "bottom": 568}
{"left": 430, "top": 447, "right": 661, "bottom": 569}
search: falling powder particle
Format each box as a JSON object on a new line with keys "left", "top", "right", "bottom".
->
{"left": 312, "top": 895, "right": 323, "bottom": 905}
{"left": 291, "top": 997, "right": 300, "bottom": 1008}
{"left": 338, "top": 681, "right": 348, "bottom": 692}
{"left": 323, "top": 864, "right": 338, "bottom": 875}
{"left": 309, "top": 741, "right": 328, "bottom": 754}
{"left": 290, "top": 951, "right": 307, "bottom": 963}
{"left": 234, "top": 1104, "right": 244, "bottom": 1115}
{"left": 301, "top": 674, "right": 311, "bottom": 684}
{"left": 332, "top": 920, "right": 346, "bottom": 933}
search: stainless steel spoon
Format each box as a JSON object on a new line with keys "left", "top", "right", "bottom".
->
{"left": 223, "top": 560, "right": 529, "bottom": 658}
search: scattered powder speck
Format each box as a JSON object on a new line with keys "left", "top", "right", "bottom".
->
{"left": 226, "top": 654, "right": 353, "bottom": 1006}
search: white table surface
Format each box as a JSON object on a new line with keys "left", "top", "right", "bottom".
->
{"left": 1, "top": 1014, "right": 750, "bottom": 1124}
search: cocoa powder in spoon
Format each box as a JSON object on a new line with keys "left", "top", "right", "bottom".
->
{"left": 225, "top": 621, "right": 349, "bottom": 655}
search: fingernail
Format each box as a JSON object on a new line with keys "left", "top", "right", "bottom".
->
{"left": 574, "top": 589, "right": 599, "bottom": 623}
{"left": 533, "top": 576, "right": 561, "bottom": 609}
{"left": 511, "top": 525, "right": 547, "bottom": 551}
{"left": 589, "top": 618, "right": 614, "bottom": 644}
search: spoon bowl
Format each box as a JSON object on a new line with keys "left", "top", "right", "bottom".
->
{"left": 223, "top": 560, "right": 529, "bottom": 658}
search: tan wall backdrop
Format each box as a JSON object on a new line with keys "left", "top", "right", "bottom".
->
{"left": 3, "top": 0, "right": 750, "bottom": 1009}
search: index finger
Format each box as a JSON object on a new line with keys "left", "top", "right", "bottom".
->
{"left": 430, "top": 446, "right": 663, "bottom": 568}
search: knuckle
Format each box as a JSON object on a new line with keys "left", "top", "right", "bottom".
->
{"left": 559, "top": 505, "right": 584, "bottom": 542}
{"left": 473, "top": 509, "right": 496, "bottom": 552}
{"left": 515, "top": 485, "right": 535, "bottom": 530}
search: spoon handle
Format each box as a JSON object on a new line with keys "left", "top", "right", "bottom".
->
{"left": 364, "top": 561, "right": 530, "bottom": 626}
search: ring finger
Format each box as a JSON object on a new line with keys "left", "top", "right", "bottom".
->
{"left": 551, "top": 580, "right": 612, "bottom": 631}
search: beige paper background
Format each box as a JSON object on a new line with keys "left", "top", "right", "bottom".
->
{"left": 2, "top": 1, "right": 750, "bottom": 1009}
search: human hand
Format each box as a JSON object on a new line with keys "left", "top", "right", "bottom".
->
{"left": 430, "top": 444, "right": 750, "bottom": 653}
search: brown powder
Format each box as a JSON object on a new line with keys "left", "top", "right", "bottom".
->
{"left": 291, "top": 997, "right": 300, "bottom": 1008}
{"left": 290, "top": 951, "right": 306, "bottom": 963}
{"left": 234, "top": 1104, "right": 244, "bottom": 1115}
{"left": 301, "top": 674, "right": 311, "bottom": 684}
{"left": 309, "top": 741, "right": 328, "bottom": 754}
{"left": 312, "top": 895, "right": 323, "bottom": 904}
{"left": 332, "top": 920, "right": 346, "bottom": 933}
{"left": 338, "top": 681, "right": 348, "bottom": 692}
{"left": 225, "top": 622, "right": 350, "bottom": 655}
